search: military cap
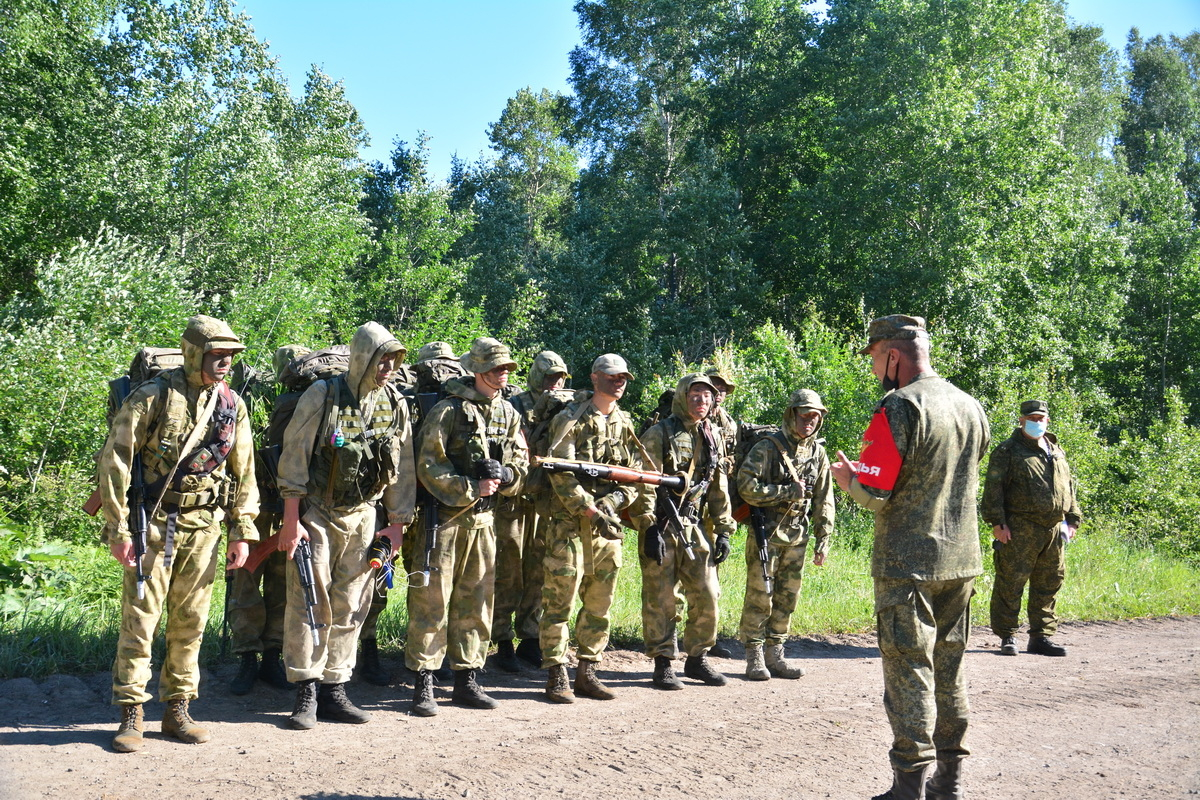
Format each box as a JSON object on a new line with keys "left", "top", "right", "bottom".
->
{"left": 1020, "top": 399, "right": 1049, "bottom": 416}
{"left": 460, "top": 337, "right": 518, "bottom": 374}
{"left": 182, "top": 314, "right": 246, "bottom": 354}
{"left": 417, "top": 341, "right": 456, "bottom": 363}
{"left": 530, "top": 351, "right": 571, "bottom": 388}
{"left": 704, "top": 367, "right": 736, "bottom": 393}
{"left": 859, "top": 314, "right": 928, "bottom": 355}
{"left": 591, "top": 353, "right": 634, "bottom": 380}
{"left": 788, "top": 388, "right": 828, "bottom": 414}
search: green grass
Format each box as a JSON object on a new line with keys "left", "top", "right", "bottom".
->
{"left": 2, "top": 515, "right": 1198, "bottom": 679}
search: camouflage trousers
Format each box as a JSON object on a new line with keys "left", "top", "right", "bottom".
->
{"left": 404, "top": 514, "right": 496, "bottom": 672}
{"left": 539, "top": 515, "right": 623, "bottom": 667}
{"left": 990, "top": 518, "right": 1065, "bottom": 639}
{"left": 738, "top": 539, "right": 809, "bottom": 645}
{"left": 112, "top": 518, "right": 223, "bottom": 705}
{"left": 226, "top": 511, "right": 286, "bottom": 654}
{"left": 875, "top": 576, "right": 975, "bottom": 772}
{"left": 493, "top": 499, "right": 547, "bottom": 643}
{"left": 283, "top": 501, "right": 376, "bottom": 684}
{"left": 639, "top": 524, "right": 719, "bottom": 658}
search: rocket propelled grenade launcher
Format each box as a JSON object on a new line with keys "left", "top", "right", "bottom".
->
{"left": 535, "top": 457, "right": 687, "bottom": 493}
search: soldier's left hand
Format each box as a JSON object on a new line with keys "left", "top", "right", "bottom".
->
{"left": 713, "top": 534, "right": 731, "bottom": 564}
{"left": 813, "top": 552, "right": 827, "bottom": 566}
{"left": 226, "top": 540, "right": 250, "bottom": 570}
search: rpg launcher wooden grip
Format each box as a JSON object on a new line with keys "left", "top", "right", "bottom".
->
{"left": 535, "top": 457, "right": 687, "bottom": 493}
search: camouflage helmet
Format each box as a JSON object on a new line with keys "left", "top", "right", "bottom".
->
{"left": 859, "top": 314, "right": 928, "bottom": 355}
{"left": 460, "top": 337, "right": 517, "bottom": 374}
{"left": 788, "top": 388, "right": 828, "bottom": 414}
{"left": 529, "top": 350, "right": 570, "bottom": 389}
{"left": 704, "top": 367, "right": 736, "bottom": 394}
{"left": 182, "top": 315, "right": 246, "bottom": 355}
{"left": 417, "top": 341, "right": 456, "bottom": 363}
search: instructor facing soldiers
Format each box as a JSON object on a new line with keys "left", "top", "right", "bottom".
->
{"left": 100, "top": 315, "right": 259, "bottom": 752}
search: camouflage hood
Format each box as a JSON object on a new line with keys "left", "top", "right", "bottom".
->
{"left": 671, "top": 372, "right": 720, "bottom": 425}
{"left": 444, "top": 375, "right": 493, "bottom": 405}
{"left": 528, "top": 350, "right": 570, "bottom": 397}
{"left": 783, "top": 388, "right": 827, "bottom": 443}
{"left": 348, "top": 322, "right": 405, "bottom": 401}
{"left": 180, "top": 315, "right": 245, "bottom": 388}
{"left": 272, "top": 344, "right": 311, "bottom": 383}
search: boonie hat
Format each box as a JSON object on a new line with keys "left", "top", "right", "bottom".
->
{"left": 859, "top": 314, "right": 928, "bottom": 355}
{"left": 704, "top": 367, "right": 736, "bottom": 393}
{"left": 460, "top": 337, "right": 518, "bottom": 374}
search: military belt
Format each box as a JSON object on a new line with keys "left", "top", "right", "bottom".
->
{"left": 162, "top": 487, "right": 218, "bottom": 510}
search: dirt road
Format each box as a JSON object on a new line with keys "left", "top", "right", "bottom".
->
{"left": 0, "top": 616, "right": 1196, "bottom": 799}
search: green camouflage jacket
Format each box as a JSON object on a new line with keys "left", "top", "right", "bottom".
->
{"left": 981, "top": 429, "right": 1081, "bottom": 530}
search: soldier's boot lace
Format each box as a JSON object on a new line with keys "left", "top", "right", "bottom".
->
{"left": 652, "top": 655, "right": 683, "bottom": 691}
{"left": 288, "top": 679, "right": 318, "bottom": 730}
{"left": 451, "top": 668, "right": 498, "bottom": 710}
{"left": 515, "top": 637, "right": 542, "bottom": 668}
{"left": 574, "top": 660, "right": 616, "bottom": 700}
{"left": 112, "top": 704, "right": 144, "bottom": 753}
{"left": 259, "top": 647, "right": 294, "bottom": 689}
{"left": 412, "top": 670, "right": 438, "bottom": 717}
{"left": 357, "top": 638, "right": 392, "bottom": 686}
{"left": 545, "top": 664, "right": 575, "bottom": 704}
{"left": 999, "top": 635, "right": 1019, "bottom": 656}
{"left": 764, "top": 643, "right": 806, "bottom": 679}
{"left": 925, "top": 759, "right": 964, "bottom": 800}
{"left": 871, "top": 766, "right": 929, "bottom": 800}
{"left": 316, "top": 682, "right": 372, "bottom": 724}
{"left": 493, "top": 639, "right": 521, "bottom": 674}
{"left": 684, "top": 653, "right": 728, "bottom": 686}
{"left": 229, "top": 651, "right": 259, "bottom": 696}
{"left": 162, "top": 698, "right": 210, "bottom": 744}
{"left": 745, "top": 643, "right": 770, "bottom": 681}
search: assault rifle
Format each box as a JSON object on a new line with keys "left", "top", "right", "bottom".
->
{"left": 128, "top": 447, "right": 150, "bottom": 600}
{"left": 656, "top": 486, "right": 699, "bottom": 561}
{"left": 748, "top": 505, "right": 773, "bottom": 595}
{"left": 294, "top": 537, "right": 324, "bottom": 646}
{"left": 412, "top": 392, "right": 442, "bottom": 589}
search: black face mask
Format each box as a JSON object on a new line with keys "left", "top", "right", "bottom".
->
{"left": 881, "top": 356, "right": 900, "bottom": 393}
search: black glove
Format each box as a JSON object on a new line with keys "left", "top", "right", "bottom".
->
{"left": 593, "top": 497, "right": 624, "bottom": 541}
{"left": 476, "top": 458, "right": 504, "bottom": 481}
{"left": 713, "top": 533, "right": 731, "bottom": 565}
{"left": 643, "top": 524, "right": 665, "bottom": 565}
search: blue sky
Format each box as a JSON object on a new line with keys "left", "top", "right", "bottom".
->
{"left": 236, "top": 0, "right": 1198, "bottom": 179}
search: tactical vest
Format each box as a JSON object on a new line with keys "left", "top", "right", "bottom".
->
{"left": 760, "top": 431, "right": 820, "bottom": 543}
{"left": 306, "top": 375, "right": 404, "bottom": 508}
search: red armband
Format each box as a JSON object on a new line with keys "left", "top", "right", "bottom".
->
{"left": 857, "top": 407, "right": 903, "bottom": 491}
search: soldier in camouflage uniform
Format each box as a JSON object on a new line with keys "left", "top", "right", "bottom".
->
{"left": 99, "top": 315, "right": 260, "bottom": 752}
{"left": 540, "top": 354, "right": 654, "bottom": 703}
{"left": 736, "top": 389, "right": 835, "bottom": 681}
{"left": 406, "top": 337, "right": 529, "bottom": 717}
{"left": 277, "top": 322, "right": 415, "bottom": 730}
{"left": 831, "top": 315, "right": 989, "bottom": 800}
{"left": 982, "top": 400, "right": 1081, "bottom": 658}
{"left": 702, "top": 369, "right": 739, "bottom": 658}
{"left": 640, "top": 373, "right": 736, "bottom": 690}
{"left": 492, "top": 351, "right": 574, "bottom": 673}
{"left": 227, "top": 344, "right": 310, "bottom": 695}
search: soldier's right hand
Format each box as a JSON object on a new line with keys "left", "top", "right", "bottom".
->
{"left": 109, "top": 539, "right": 136, "bottom": 568}
{"left": 643, "top": 524, "right": 666, "bottom": 565}
{"left": 477, "top": 477, "right": 502, "bottom": 497}
{"left": 992, "top": 524, "right": 1012, "bottom": 544}
{"left": 278, "top": 497, "right": 307, "bottom": 558}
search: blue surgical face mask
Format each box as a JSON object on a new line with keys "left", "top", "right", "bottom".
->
{"left": 1023, "top": 419, "right": 1048, "bottom": 438}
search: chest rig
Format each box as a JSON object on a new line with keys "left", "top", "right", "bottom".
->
{"left": 307, "top": 375, "right": 403, "bottom": 508}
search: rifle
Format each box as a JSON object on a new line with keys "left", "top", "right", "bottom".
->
{"left": 294, "top": 538, "right": 324, "bottom": 646}
{"left": 412, "top": 392, "right": 442, "bottom": 589}
{"left": 536, "top": 457, "right": 686, "bottom": 492}
{"left": 128, "top": 448, "right": 150, "bottom": 600}
{"left": 748, "top": 505, "right": 773, "bottom": 595}
{"left": 656, "top": 485, "right": 698, "bottom": 561}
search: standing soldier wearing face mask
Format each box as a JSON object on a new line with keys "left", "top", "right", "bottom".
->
{"left": 406, "top": 337, "right": 529, "bottom": 717}
{"left": 640, "top": 373, "right": 736, "bottom": 690}
{"left": 737, "top": 389, "right": 835, "bottom": 681}
{"left": 982, "top": 400, "right": 1081, "bottom": 658}
{"left": 276, "top": 322, "right": 415, "bottom": 730}
{"left": 100, "top": 315, "right": 259, "bottom": 752}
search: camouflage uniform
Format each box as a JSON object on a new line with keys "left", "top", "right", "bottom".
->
{"left": 405, "top": 347, "right": 528, "bottom": 674}
{"left": 99, "top": 316, "right": 259, "bottom": 708}
{"left": 276, "top": 323, "right": 415, "bottom": 685}
{"left": 736, "top": 390, "right": 834, "bottom": 646}
{"left": 845, "top": 316, "right": 989, "bottom": 778}
{"left": 982, "top": 418, "right": 1081, "bottom": 641}
{"left": 639, "top": 374, "right": 736, "bottom": 660}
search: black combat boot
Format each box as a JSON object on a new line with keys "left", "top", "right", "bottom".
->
{"left": 451, "top": 669, "right": 498, "bottom": 709}
{"left": 229, "top": 651, "right": 259, "bottom": 696}
{"left": 999, "top": 636, "right": 1018, "bottom": 656}
{"left": 708, "top": 640, "right": 733, "bottom": 659}
{"left": 1028, "top": 635, "right": 1067, "bottom": 657}
{"left": 515, "top": 637, "right": 542, "bottom": 668}
{"left": 652, "top": 655, "right": 683, "bottom": 691}
{"left": 357, "top": 638, "right": 392, "bottom": 686}
{"left": 925, "top": 759, "right": 964, "bottom": 800}
{"left": 684, "top": 653, "right": 728, "bottom": 686}
{"left": 288, "top": 679, "right": 318, "bottom": 730}
{"left": 259, "top": 647, "right": 293, "bottom": 689}
{"left": 871, "top": 766, "right": 928, "bottom": 800}
{"left": 493, "top": 639, "right": 521, "bottom": 673}
{"left": 412, "top": 670, "right": 438, "bottom": 717}
{"left": 316, "top": 682, "right": 372, "bottom": 724}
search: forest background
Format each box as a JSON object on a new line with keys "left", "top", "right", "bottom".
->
{"left": 1, "top": 0, "right": 1198, "bottom": 675}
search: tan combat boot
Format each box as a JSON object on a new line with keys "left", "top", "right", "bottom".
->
{"left": 545, "top": 664, "right": 575, "bottom": 704}
{"left": 765, "top": 643, "right": 806, "bottom": 679}
{"left": 574, "top": 660, "right": 616, "bottom": 700}
{"left": 745, "top": 643, "right": 770, "bottom": 681}
{"left": 112, "top": 704, "right": 144, "bottom": 753}
{"left": 162, "top": 698, "right": 210, "bottom": 744}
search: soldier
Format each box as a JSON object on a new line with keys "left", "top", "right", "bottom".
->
{"left": 540, "top": 354, "right": 654, "bottom": 703}
{"left": 831, "top": 315, "right": 989, "bottom": 800}
{"left": 702, "top": 368, "right": 738, "bottom": 659}
{"left": 982, "top": 399, "right": 1081, "bottom": 657}
{"left": 227, "top": 344, "right": 310, "bottom": 695}
{"left": 737, "top": 389, "right": 835, "bottom": 681}
{"left": 276, "top": 322, "right": 415, "bottom": 730}
{"left": 99, "top": 315, "right": 259, "bottom": 752}
{"left": 640, "top": 373, "right": 736, "bottom": 690}
{"left": 406, "top": 337, "right": 529, "bottom": 717}
{"left": 493, "top": 351, "right": 574, "bottom": 672}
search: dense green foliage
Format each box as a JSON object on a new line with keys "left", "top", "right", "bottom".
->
{"left": 1, "top": 0, "right": 1199, "bottom": 636}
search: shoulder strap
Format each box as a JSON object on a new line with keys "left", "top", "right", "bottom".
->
{"left": 146, "top": 382, "right": 222, "bottom": 520}
{"left": 545, "top": 398, "right": 593, "bottom": 456}
{"left": 768, "top": 431, "right": 802, "bottom": 483}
